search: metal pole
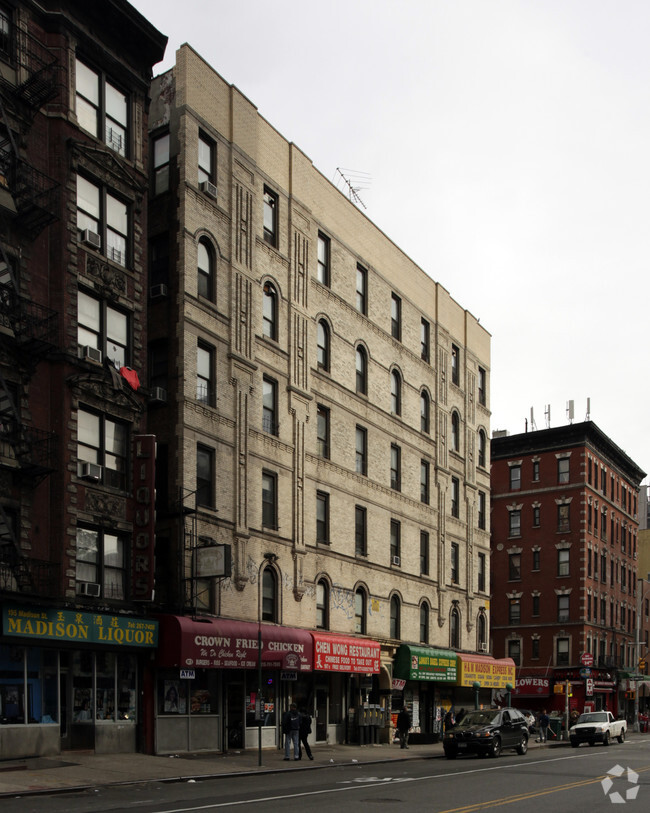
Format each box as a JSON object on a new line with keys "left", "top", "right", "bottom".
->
{"left": 634, "top": 577, "right": 642, "bottom": 732}
{"left": 258, "top": 561, "right": 263, "bottom": 767}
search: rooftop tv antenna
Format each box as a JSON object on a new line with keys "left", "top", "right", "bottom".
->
{"left": 334, "top": 167, "right": 370, "bottom": 210}
{"left": 567, "top": 400, "right": 574, "bottom": 424}
{"left": 544, "top": 404, "right": 551, "bottom": 429}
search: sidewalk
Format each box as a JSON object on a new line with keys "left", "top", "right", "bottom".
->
{"left": 0, "top": 737, "right": 567, "bottom": 798}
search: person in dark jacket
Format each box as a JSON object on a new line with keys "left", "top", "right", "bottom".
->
{"left": 396, "top": 707, "right": 411, "bottom": 749}
{"left": 298, "top": 708, "right": 313, "bottom": 760}
{"left": 281, "top": 703, "right": 301, "bottom": 760}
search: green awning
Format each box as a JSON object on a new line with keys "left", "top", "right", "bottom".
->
{"left": 394, "top": 644, "right": 457, "bottom": 682}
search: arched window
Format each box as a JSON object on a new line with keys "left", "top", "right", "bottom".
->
{"left": 420, "top": 391, "right": 430, "bottom": 433}
{"left": 451, "top": 411, "right": 460, "bottom": 453}
{"left": 420, "top": 603, "right": 429, "bottom": 644}
{"left": 450, "top": 606, "right": 460, "bottom": 649}
{"left": 317, "top": 320, "right": 330, "bottom": 371}
{"left": 477, "top": 612, "right": 487, "bottom": 650}
{"left": 390, "top": 595, "right": 401, "bottom": 639}
{"left": 354, "top": 588, "right": 366, "bottom": 634}
{"left": 316, "top": 579, "right": 329, "bottom": 630}
{"left": 197, "top": 239, "right": 213, "bottom": 300}
{"left": 356, "top": 345, "right": 367, "bottom": 395}
{"left": 390, "top": 370, "right": 401, "bottom": 415}
{"left": 261, "top": 567, "right": 277, "bottom": 622}
{"left": 262, "top": 281, "right": 277, "bottom": 340}
{"left": 478, "top": 429, "right": 487, "bottom": 468}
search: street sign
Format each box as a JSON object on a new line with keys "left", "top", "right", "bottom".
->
{"left": 586, "top": 678, "right": 594, "bottom": 696}
{"left": 180, "top": 669, "right": 195, "bottom": 679}
{"left": 579, "top": 668, "right": 591, "bottom": 679}
{"left": 580, "top": 653, "right": 594, "bottom": 667}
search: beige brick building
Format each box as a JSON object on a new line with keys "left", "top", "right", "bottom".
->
{"left": 148, "top": 45, "right": 491, "bottom": 753}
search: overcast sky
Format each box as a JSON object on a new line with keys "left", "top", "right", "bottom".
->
{"left": 131, "top": 0, "right": 650, "bottom": 483}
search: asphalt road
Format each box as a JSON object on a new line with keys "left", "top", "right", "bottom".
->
{"left": 5, "top": 738, "right": 650, "bottom": 813}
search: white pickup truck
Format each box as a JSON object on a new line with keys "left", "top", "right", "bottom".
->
{"left": 569, "top": 711, "right": 627, "bottom": 747}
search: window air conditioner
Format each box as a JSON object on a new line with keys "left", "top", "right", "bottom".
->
{"left": 81, "top": 229, "right": 101, "bottom": 249}
{"left": 78, "top": 581, "right": 101, "bottom": 597}
{"left": 149, "top": 386, "right": 167, "bottom": 404}
{"left": 478, "top": 643, "right": 488, "bottom": 653}
{"left": 200, "top": 180, "right": 218, "bottom": 200}
{"left": 149, "top": 283, "right": 168, "bottom": 299}
{"left": 78, "top": 462, "right": 102, "bottom": 481}
{"left": 392, "top": 555, "right": 401, "bottom": 567}
{"left": 80, "top": 345, "right": 102, "bottom": 364}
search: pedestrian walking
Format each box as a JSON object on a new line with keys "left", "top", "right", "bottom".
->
{"left": 282, "top": 703, "right": 301, "bottom": 760}
{"left": 536, "top": 709, "right": 550, "bottom": 743}
{"left": 396, "top": 706, "right": 411, "bottom": 749}
{"left": 298, "top": 707, "right": 313, "bottom": 760}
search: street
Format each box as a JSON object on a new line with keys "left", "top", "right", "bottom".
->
{"left": 4, "top": 738, "right": 650, "bottom": 813}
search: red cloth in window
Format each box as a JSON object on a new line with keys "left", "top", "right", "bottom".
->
{"left": 120, "top": 367, "right": 140, "bottom": 391}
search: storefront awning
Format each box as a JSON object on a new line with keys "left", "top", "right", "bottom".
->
{"left": 394, "top": 644, "right": 457, "bottom": 682}
{"left": 456, "top": 654, "right": 516, "bottom": 688}
{"left": 312, "top": 632, "right": 380, "bottom": 673}
{"left": 513, "top": 675, "right": 551, "bottom": 697}
{"left": 156, "top": 616, "right": 312, "bottom": 671}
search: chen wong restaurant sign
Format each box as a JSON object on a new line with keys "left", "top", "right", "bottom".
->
{"left": 3, "top": 605, "right": 158, "bottom": 647}
{"left": 312, "top": 633, "right": 380, "bottom": 673}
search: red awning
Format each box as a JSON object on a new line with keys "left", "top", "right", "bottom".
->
{"left": 312, "top": 632, "right": 380, "bottom": 673}
{"left": 156, "top": 615, "right": 312, "bottom": 671}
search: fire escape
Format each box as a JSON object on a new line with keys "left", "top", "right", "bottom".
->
{"left": 0, "top": 22, "right": 60, "bottom": 596}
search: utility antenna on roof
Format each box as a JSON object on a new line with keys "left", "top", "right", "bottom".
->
{"left": 530, "top": 407, "right": 537, "bottom": 432}
{"left": 544, "top": 404, "right": 551, "bottom": 429}
{"left": 567, "top": 400, "right": 575, "bottom": 424}
{"left": 585, "top": 397, "right": 591, "bottom": 421}
{"left": 334, "top": 167, "right": 370, "bottom": 210}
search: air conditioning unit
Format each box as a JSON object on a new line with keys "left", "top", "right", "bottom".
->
{"left": 149, "top": 386, "right": 167, "bottom": 404}
{"left": 80, "top": 345, "right": 102, "bottom": 364}
{"left": 150, "top": 283, "right": 168, "bottom": 300}
{"left": 478, "top": 643, "right": 488, "bottom": 653}
{"left": 200, "top": 180, "right": 217, "bottom": 200}
{"left": 78, "top": 582, "right": 101, "bottom": 597}
{"left": 392, "top": 555, "right": 401, "bottom": 567}
{"left": 78, "top": 461, "right": 102, "bottom": 481}
{"left": 80, "top": 229, "right": 101, "bottom": 249}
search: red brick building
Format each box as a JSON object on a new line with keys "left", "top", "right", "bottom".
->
{"left": 490, "top": 422, "right": 645, "bottom": 720}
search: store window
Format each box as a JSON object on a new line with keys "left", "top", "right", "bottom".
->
{"left": 0, "top": 645, "right": 58, "bottom": 724}
{"left": 157, "top": 670, "right": 218, "bottom": 716}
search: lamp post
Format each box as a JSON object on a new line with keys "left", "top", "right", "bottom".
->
{"left": 633, "top": 577, "right": 647, "bottom": 732}
{"left": 473, "top": 681, "right": 481, "bottom": 710}
{"left": 257, "top": 552, "right": 278, "bottom": 767}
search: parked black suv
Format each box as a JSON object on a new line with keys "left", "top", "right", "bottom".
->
{"left": 443, "top": 708, "right": 529, "bottom": 759}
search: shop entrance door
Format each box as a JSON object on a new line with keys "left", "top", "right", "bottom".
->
{"left": 59, "top": 668, "right": 70, "bottom": 750}
{"left": 315, "top": 686, "right": 328, "bottom": 742}
{"left": 226, "top": 681, "right": 244, "bottom": 749}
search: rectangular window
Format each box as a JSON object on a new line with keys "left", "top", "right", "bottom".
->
{"left": 532, "top": 638, "right": 540, "bottom": 659}
{"left": 390, "top": 519, "right": 401, "bottom": 562}
{"left": 317, "top": 232, "right": 330, "bottom": 286}
{"left": 509, "top": 553, "right": 521, "bottom": 580}
{"left": 420, "top": 460, "right": 430, "bottom": 504}
{"left": 77, "top": 408, "right": 127, "bottom": 490}
{"left": 556, "top": 638, "right": 569, "bottom": 665}
{"left": 262, "top": 376, "right": 278, "bottom": 436}
{"left": 509, "top": 598, "right": 520, "bottom": 625}
{"left": 478, "top": 552, "right": 486, "bottom": 592}
{"left": 601, "top": 553, "right": 607, "bottom": 583}
{"left": 508, "top": 639, "right": 521, "bottom": 666}
{"left": 451, "top": 477, "right": 460, "bottom": 518}
{"left": 356, "top": 264, "right": 367, "bottom": 315}
{"left": 478, "top": 491, "right": 486, "bottom": 530}
{"left": 198, "top": 132, "right": 215, "bottom": 186}
{"left": 509, "top": 465, "right": 521, "bottom": 490}
{"left": 558, "top": 457, "right": 570, "bottom": 484}
{"left": 76, "top": 526, "right": 126, "bottom": 600}
{"left": 451, "top": 344, "right": 460, "bottom": 386}
{"left": 557, "top": 548, "right": 570, "bottom": 577}
{"left": 355, "top": 505, "right": 367, "bottom": 556}
{"left": 420, "top": 318, "right": 430, "bottom": 362}
{"left": 152, "top": 132, "right": 170, "bottom": 195}
{"left": 533, "top": 505, "right": 540, "bottom": 527}
{"left": 355, "top": 425, "right": 367, "bottom": 475}
{"left": 532, "top": 460, "right": 540, "bottom": 481}
{"left": 532, "top": 549, "right": 540, "bottom": 570}
{"left": 0, "top": 8, "right": 11, "bottom": 62}
{"left": 78, "top": 289, "right": 129, "bottom": 369}
{"left": 262, "top": 470, "right": 277, "bottom": 529}
{"left": 420, "top": 531, "right": 429, "bottom": 576}
{"left": 391, "top": 293, "right": 401, "bottom": 341}
{"left": 557, "top": 504, "right": 570, "bottom": 533}
{"left": 478, "top": 367, "right": 486, "bottom": 406}
{"left": 77, "top": 175, "right": 128, "bottom": 266}
{"left": 390, "top": 444, "right": 401, "bottom": 491}
{"left": 76, "top": 58, "right": 128, "bottom": 156}
{"left": 532, "top": 594, "right": 540, "bottom": 616}
{"left": 451, "top": 542, "right": 459, "bottom": 583}
{"left": 196, "top": 444, "right": 214, "bottom": 508}
{"left": 509, "top": 510, "right": 521, "bottom": 537}
{"left": 263, "top": 187, "right": 278, "bottom": 246}
{"left": 196, "top": 342, "right": 214, "bottom": 405}
{"left": 316, "top": 491, "right": 329, "bottom": 544}
{"left": 317, "top": 404, "right": 330, "bottom": 459}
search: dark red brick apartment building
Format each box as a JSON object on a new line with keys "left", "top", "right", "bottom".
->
{"left": 491, "top": 422, "right": 645, "bottom": 720}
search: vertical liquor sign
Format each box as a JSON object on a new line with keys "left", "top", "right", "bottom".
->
{"left": 132, "top": 435, "right": 156, "bottom": 600}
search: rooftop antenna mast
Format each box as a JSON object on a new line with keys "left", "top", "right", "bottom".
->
{"left": 567, "top": 400, "right": 574, "bottom": 424}
{"left": 544, "top": 404, "right": 551, "bottom": 429}
{"left": 530, "top": 407, "right": 537, "bottom": 431}
{"left": 585, "top": 397, "right": 591, "bottom": 421}
{"left": 334, "top": 167, "right": 370, "bottom": 210}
